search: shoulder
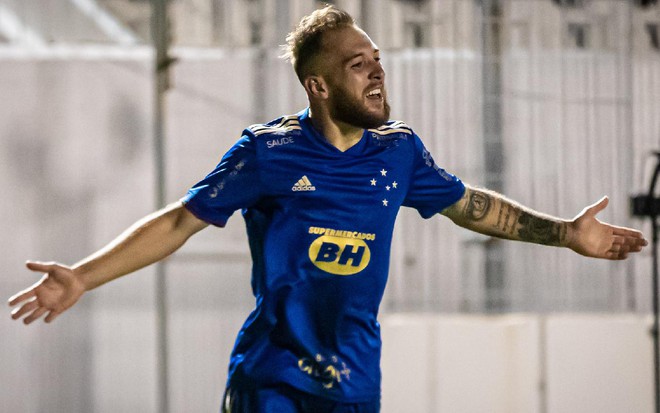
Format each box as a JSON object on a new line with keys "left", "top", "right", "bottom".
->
{"left": 366, "top": 120, "right": 415, "bottom": 148}
{"left": 368, "top": 120, "right": 414, "bottom": 137}
{"left": 246, "top": 114, "right": 302, "bottom": 138}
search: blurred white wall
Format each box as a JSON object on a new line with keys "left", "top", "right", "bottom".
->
{"left": 381, "top": 313, "right": 653, "bottom": 413}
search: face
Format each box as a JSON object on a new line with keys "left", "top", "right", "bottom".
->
{"left": 318, "top": 26, "right": 390, "bottom": 129}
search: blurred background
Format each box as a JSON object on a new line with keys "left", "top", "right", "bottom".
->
{"left": 0, "top": 0, "right": 659, "bottom": 412}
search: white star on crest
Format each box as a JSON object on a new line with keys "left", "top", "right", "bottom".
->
{"left": 386, "top": 185, "right": 391, "bottom": 191}
{"left": 380, "top": 169, "right": 387, "bottom": 176}
{"left": 370, "top": 179, "right": 377, "bottom": 186}
{"left": 392, "top": 181, "right": 398, "bottom": 189}
{"left": 382, "top": 199, "right": 389, "bottom": 206}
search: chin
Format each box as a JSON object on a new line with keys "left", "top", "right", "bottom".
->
{"left": 371, "top": 104, "right": 391, "bottom": 125}
{"left": 361, "top": 115, "right": 389, "bottom": 129}
{"left": 332, "top": 96, "right": 391, "bottom": 129}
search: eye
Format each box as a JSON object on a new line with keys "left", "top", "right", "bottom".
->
{"left": 351, "top": 61, "right": 363, "bottom": 69}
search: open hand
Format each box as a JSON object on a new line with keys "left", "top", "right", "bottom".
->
{"left": 568, "top": 197, "right": 648, "bottom": 260}
{"left": 8, "top": 261, "right": 86, "bottom": 324}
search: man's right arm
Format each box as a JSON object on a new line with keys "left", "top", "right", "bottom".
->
{"left": 9, "top": 201, "right": 208, "bottom": 324}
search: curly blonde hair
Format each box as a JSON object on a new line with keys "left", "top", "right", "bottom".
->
{"left": 281, "top": 5, "right": 355, "bottom": 83}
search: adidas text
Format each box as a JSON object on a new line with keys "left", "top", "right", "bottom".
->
{"left": 292, "top": 176, "right": 316, "bottom": 191}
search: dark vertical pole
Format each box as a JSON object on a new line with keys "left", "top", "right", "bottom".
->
{"left": 653, "top": 216, "right": 660, "bottom": 413}
{"left": 480, "top": 0, "right": 507, "bottom": 312}
{"left": 641, "top": 155, "right": 660, "bottom": 413}
{"left": 649, "top": 158, "right": 660, "bottom": 413}
{"left": 151, "top": 1, "right": 172, "bottom": 412}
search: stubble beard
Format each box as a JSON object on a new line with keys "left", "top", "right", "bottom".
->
{"left": 330, "top": 86, "right": 391, "bottom": 130}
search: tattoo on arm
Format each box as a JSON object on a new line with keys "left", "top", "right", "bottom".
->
{"left": 494, "top": 203, "right": 520, "bottom": 235}
{"left": 453, "top": 187, "right": 568, "bottom": 247}
{"left": 463, "top": 190, "right": 491, "bottom": 221}
{"left": 516, "top": 211, "right": 567, "bottom": 246}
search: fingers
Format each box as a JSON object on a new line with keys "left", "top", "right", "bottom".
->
{"left": 10, "top": 296, "right": 57, "bottom": 324}
{"left": 10, "top": 297, "right": 48, "bottom": 324}
{"left": 9, "top": 261, "right": 65, "bottom": 324}
{"left": 586, "top": 196, "right": 609, "bottom": 216}
{"left": 594, "top": 215, "right": 649, "bottom": 260}
{"left": 7, "top": 262, "right": 53, "bottom": 306}
{"left": 10, "top": 297, "right": 38, "bottom": 320}
{"left": 607, "top": 232, "right": 648, "bottom": 259}
{"left": 606, "top": 251, "right": 627, "bottom": 260}
{"left": 593, "top": 200, "right": 648, "bottom": 247}
{"left": 23, "top": 306, "right": 49, "bottom": 325}
{"left": 8, "top": 261, "right": 53, "bottom": 305}
{"left": 10, "top": 261, "right": 61, "bottom": 305}
{"left": 607, "top": 238, "right": 629, "bottom": 260}
{"left": 612, "top": 228, "right": 649, "bottom": 253}
{"left": 613, "top": 226, "right": 648, "bottom": 241}
{"left": 44, "top": 311, "right": 61, "bottom": 324}
{"left": 26, "top": 261, "right": 57, "bottom": 273}
{"left": 8, "top": 288, "right": 37, "bottom": 307}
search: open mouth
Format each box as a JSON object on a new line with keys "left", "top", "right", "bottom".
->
{"left": 366, "top": 88, "right": 383, "bottom": 100}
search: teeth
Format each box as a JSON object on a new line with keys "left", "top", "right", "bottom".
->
{"left": 367, "top": 88, "right": 381, "bottom": 97}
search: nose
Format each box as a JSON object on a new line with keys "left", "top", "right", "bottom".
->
{"left": 369, "top": 59, "right": 385, "bottom": 81}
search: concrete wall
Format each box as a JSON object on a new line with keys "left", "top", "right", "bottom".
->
{"left": 381, "top": 313, "right": 654, "bottom": 413}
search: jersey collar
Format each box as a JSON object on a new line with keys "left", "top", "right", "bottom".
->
{"left": 298, "top": 108, "right": 368, "bottom": 156}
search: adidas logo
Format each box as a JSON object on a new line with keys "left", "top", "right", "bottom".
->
{"left": 292, "top": 175, "right": 316, "bottom": 191}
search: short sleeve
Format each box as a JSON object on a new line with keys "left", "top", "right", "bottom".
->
{"left": 402, "top": 135, "right": 465, "bottom": 218}
{"left": 181, "top": 134, "right": 261, "bottom": 227}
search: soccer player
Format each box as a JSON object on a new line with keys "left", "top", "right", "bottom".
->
{"left": 8, "top": 5, "right": 648, "bottom": 413}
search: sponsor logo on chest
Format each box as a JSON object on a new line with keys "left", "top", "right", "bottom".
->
{"left": 307, "top": 226, "right": 375, "bottom": 275}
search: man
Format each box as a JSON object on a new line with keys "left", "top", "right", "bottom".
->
{"left": 8, "top": 5, "right": 647, "bottom": 413}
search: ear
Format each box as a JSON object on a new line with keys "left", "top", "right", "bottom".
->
{"left": 303, "top": 76, "right": 328, "bottom": 99}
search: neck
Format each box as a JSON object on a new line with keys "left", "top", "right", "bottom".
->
{"left": 308, "top": 108, "right": 364, "bottom": 152}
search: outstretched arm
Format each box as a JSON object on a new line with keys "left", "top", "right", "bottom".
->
{"left": 8, "top": 201, "right": 208, "bottom": 324}
{"left": 441, "top": 185, "right": 647, "bottom": 260}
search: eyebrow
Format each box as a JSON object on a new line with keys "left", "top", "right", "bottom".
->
{"left": 341, "top": 49, "right": 380, "bottom": 65}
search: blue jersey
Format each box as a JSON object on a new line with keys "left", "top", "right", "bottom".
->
{"left": 182, "top": 108, "right": 465, "bottom": 402}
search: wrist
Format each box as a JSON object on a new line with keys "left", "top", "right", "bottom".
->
{"left": 562, "top": 219, "right": 577, "bottom": 251}
{"left": 72, "top": 265, "right": 96, "bottom": 292}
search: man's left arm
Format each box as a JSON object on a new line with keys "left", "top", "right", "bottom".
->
{"left": 441, "top": 184, "right": 648, "bottom": 260}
